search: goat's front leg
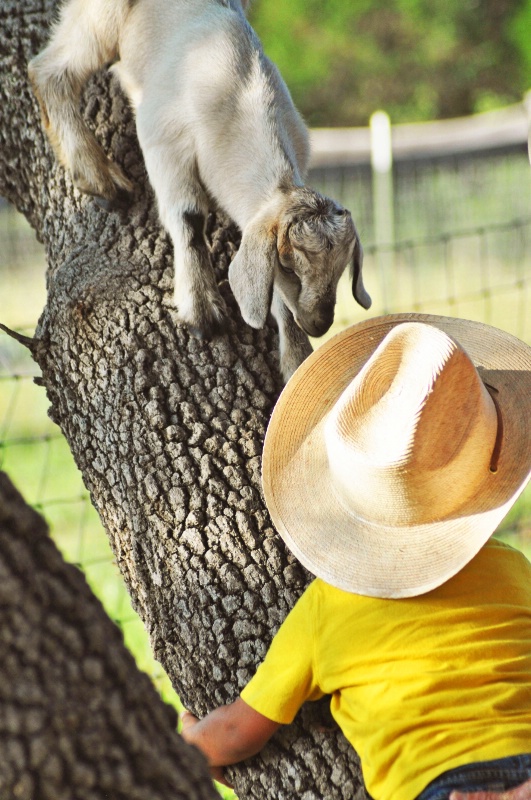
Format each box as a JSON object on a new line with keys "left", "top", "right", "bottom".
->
{"left": 139, "top": 138, "right": 227, "bottom": 338}
{"left": 271, "top": 288, "right": 313, "bottom": 382}
{"left": 174, "top": 206, "right": 228, "bottom": 338}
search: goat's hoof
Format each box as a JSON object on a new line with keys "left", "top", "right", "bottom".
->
{"left": 188, "top": 323, "right": 210, "bottom": 340}
{"left": 177, "top": 291, "right": 228, "bottom": 340}
{"left": 187, "top": 314, "right": 228, "bottom": 340}
{"left": 93, "top": 187, "right": 134, "bottom": 213}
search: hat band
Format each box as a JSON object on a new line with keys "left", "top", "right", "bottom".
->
{"left": 484, "top": 382, "right": 503, "bottom": 474}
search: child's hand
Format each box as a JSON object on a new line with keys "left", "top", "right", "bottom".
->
{"left": 180, "top": 709, "right": 199, "bottom": 732}
{"left": 180, "top": 709, "right": 233, "bottom": 789}
{"left": 450, "top": 779, "right": 531, "bottom": 800}
{"left": 180, "top": 698, "right": 278, "bottom": 788}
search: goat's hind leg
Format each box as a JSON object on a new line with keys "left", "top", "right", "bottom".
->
{"left": 28, "top": 0, "right": 133, "bottom": 210}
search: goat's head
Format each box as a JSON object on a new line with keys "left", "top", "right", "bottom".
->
{"left": 229, "top": 187, "right": 371, "bottom": 338}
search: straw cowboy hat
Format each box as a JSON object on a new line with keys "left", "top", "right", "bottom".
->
{"left": 262, "top": 313, "right": 531, "bottom": 598}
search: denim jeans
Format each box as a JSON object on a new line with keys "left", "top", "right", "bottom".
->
{"left": 416, "top": 754, "right": 531, "bottom": 800}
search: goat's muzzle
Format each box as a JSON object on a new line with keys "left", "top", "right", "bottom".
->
{"left": 297, "top": 304, "right": 335, "bottom": 338}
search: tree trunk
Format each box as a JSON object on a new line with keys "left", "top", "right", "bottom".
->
{"left": 0, "top": 470, "right": 220, "bottom": 800}
{"left": 0, "top": 2, "right": 366, "bottom": 797}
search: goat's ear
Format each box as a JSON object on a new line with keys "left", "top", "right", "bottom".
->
{"left": 229, "top": 221, "right": 277, "bottom": 329}
{"left": 351, "top": 239, "right": 372, "bottom": 310}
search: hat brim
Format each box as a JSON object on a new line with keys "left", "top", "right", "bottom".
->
{"left": 262, "top": 314, "right": 531, "bottom": 597}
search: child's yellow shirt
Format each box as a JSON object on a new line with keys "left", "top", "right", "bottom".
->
{"left": 241, "top": 539, "right": 531, "bottom": 800}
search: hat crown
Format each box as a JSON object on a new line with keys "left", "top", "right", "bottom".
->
{"left": 325, "top": 323, "right": 498, "bottom": 525}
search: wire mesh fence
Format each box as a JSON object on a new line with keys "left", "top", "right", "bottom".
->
{"left": 311, "top": 150, "right": 531, "bottom": 246}
{"left": 0, "top": 201, "right": 180, "bottom": 706}
{"left": 1, "top": 141, "right": 531, "bottom": 713}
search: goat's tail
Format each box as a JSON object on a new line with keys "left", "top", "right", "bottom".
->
{"left": 28, "top": 0, "right": 133, "bottom": 207}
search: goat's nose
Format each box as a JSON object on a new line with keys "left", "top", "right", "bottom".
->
{"left": 311, "top": 318, "right": 334, "bottom": 337}
{"left": 298, "top": 304, "right": 335, "bottom": 337}
{"left": 317, "top": 302, "right": 335, "bottom": 330}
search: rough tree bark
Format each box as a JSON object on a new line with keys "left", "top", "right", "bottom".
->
{"left": 0, "top": 471, "right": 220, "bottom": 800}
{"left": 0, "top": 2, "right": 366, "bottom": 798}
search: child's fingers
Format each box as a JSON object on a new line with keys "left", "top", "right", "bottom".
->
{"left": 212, "top": 765, "right": 233, "bottom": 788}
{"left": 180, "top": 709, "right": 199, "bottom": 731}
{"left": 179, "top": 711, "right": 233, "bottom": 788}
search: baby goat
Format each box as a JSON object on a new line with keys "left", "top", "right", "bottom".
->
{"left": 29, "top": 0, "right": 371, "bottom": 380}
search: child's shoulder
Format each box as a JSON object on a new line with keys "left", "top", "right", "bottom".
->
{"left": 486, "top": 536, "right": 530, "bottom": 564}
{"left": 453, "top": 536, "right": 531, "bottom": 602}
{"left": 489, "top": 536, "right": 525, "bottom": 550}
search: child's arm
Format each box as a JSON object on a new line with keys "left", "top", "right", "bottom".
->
{"left": 181, "top": 698, "right": 281, "bottom": 772}
{"left": 181, "top": 583, "right": 318, "bottom": 784}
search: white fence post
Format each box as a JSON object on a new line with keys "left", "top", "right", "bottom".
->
{"left": 370, "top": 110, "right": 395, "bottom": 311}
{"left": 524, "top": 90, "right": 531, "bottom": 165}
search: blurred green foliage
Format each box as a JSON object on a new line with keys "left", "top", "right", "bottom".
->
{"left": 249, "top": 0, "right": 531, "bottom": 126}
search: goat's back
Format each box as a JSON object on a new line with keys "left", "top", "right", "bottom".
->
{"left": 115, "top": 0, "right": 310, "bottom": 226}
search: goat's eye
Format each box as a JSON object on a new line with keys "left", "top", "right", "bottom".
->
{"left": 280, "top": 264, "right": 295, "bottom": 276}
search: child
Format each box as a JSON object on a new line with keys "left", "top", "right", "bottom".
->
{"left": 181, "top": 314, "right": 531, "bottom": 800}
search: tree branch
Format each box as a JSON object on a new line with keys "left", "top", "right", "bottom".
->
{"left": 0, "top": 323, "right": 35, "bottom": 350}
{"left": 0, "top": 471, "right": 219, "bottom": 800}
